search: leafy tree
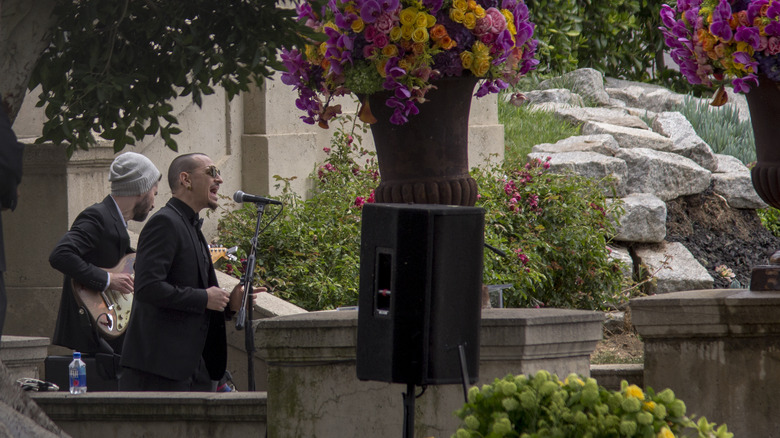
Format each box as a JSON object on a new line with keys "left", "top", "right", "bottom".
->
{"left": 2, "top": 0, "right": 314, "bottom": 156}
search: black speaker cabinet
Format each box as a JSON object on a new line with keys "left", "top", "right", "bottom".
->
{"left": 356, "top": 203, "right": 484, "bottom": 385}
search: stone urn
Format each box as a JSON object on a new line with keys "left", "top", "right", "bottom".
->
{"left": 366, "top": 76, "right": 479, "bottom": 206}
{"left": 746, "top": 75, "right": 780, "bottom": 290}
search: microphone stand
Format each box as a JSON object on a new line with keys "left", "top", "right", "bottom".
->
{"left": 235, "top": 201, "right": 267, "bottom": 392}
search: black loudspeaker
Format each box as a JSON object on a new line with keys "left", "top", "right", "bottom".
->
{"left": 356, "top": 203, "right": 484, "bottom": 385}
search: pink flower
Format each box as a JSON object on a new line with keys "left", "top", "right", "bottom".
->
{"left": 768, "top": 37, "right": 780, "bottom": 55}
{"left": 374, "top": 13, "right": 395, "bottom": 33}
{"left": 323, "top": 147, "right": 331, "bottom": 153}
{"left": 354, "top": 196, "right": 366, "bottom": 207}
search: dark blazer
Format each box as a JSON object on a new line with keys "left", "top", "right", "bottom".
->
{"left": 0, "top": 105, "right": 24, "bottom": 338}
{"left": 120, "top": 197, "right": 227, "bottom": 381}
{"left": 49, "top": 195, "right": 131, "bottom": 354}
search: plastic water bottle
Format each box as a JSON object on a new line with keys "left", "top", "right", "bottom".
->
{"left": 68, "top": 351, "right": 87, "bottom": 394}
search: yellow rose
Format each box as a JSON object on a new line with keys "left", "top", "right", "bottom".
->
{"left": 450, "top": 8, "right": 465, "bottom": 23}
{"left": 474, "top": 5, "right": 486, "bottom": 18}
{"left": 426, "top": 14, "right": 437, "bottom": 28}
{"left": 382, "top": 44, "right": 399, "bottom": 57}
{"left": 467, "top": 0, "right": 478, "bottom": 10}
{"left": 502, "top": 9, "right": 514, "bottom": 24}
{"left": 415, "top": 13, "right": 428, "bottom": 28}
{"left": 401, "top": 24, "right": 415, "bottom": 40}
{"left": 463, "top": 12, "right": 477, "bottom": 29}
{"left": 657, "top": 427, "right": 675, "bottom": 438}
{"left": 390, "top": 26, "right": 403, "bottom": 41}
{"left": 453, "top": 0, "right": 468, "bottom": 11}
{"left": 376, "top": 59, "right": 388, "bottom": 77}
{"left": 412, "top": 27, "right": 429, "bottom": 43}
{"left": 351, "top": 18, "right": 365, "bottom": 33}
{"left": 471, "top": 41, "right": 490, "bottom": 58}
{"left": 643, "top": 401, "right": 656, "bottom": 412}
{"left": 305, "top": 44, "right": 318, "bottom": 61}
{"left": 460, "top": 51, "right": 474, "bottom": 69}
{"left": 400, "top": 7, "right": 418, "bottom": 26}
{"left": 398, "top": 57, "right": 412, "bottom": 71}
{"left": 473, "top": 56, "right": 490, "bottom": 76}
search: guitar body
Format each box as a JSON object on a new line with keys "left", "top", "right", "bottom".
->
{"left": 71, "top": 253, "right": 135, "bottom": 340}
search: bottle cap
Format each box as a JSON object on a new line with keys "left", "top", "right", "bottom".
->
{"left": 73, "top": 351, "right": 81, "bottom": 359}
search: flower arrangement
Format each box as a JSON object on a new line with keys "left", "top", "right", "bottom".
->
{"left": 453, "top": 370, "right": 733, "bottom": 438}
{"left": 660, "top": 0, "right": 780, "bottom": 97}
{"left": 280, "top": 0, "right": 539, "bottom": 126}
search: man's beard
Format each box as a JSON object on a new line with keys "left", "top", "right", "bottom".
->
{"left": 132, "top": 198, "right": 152, "bottom": 221}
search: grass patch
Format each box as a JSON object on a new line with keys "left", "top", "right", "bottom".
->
{"left": 498, "top": 96, "right": 581, "bottom": 167}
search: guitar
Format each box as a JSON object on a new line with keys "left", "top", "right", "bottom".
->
{"left": 71, "top": 253, "right": 136, "bottom": 340}
{"left": 72, "top": 247, "right": 234, "bottom": 340}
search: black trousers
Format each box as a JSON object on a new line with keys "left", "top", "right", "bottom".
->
{"left": 118, "top": 358, "right": 216, "bottom": 392}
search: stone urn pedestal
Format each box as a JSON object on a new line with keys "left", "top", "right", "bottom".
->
{"left": 631, "top": 289, "right": 780, "bottom": 437}
{"left": 256, "top": 308, "right": 603, "bottom": 438}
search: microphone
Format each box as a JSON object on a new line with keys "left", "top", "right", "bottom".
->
{"left": 232, "top": 190, "right": 282, "bottom": 205}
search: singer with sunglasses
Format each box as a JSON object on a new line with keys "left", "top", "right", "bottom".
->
{"left": 119, "top": 153, "right": 261, "bottom": 391}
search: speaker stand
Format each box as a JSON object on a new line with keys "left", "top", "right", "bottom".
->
{"left": 458, "top": 344, "right": 471, "bottom": 403}
{"left": 402, "top": 382, "right": 415, "bottom": 438}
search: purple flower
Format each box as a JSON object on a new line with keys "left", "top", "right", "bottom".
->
{"left": 732, "top": 74, "right": 758, "bottom": 93}
{"left": 360, "top": 0, "right": 383, "bottom": 23}
{"left": 422, "top": 0, "right": 443, "bottom": 14}
{"left": 769, "top": 0, "right": 780, "bottom": 18}
{"left": 660, "top": 5, "right": 677, "bottom": 28}
{"left": 709, "top": 20, "right": 733, "bottom": 41}
{"left": 735, "top": 26, "right": 761, "bottom": 50}
{"left": 747, "top": 0, "right": 769, "bottom": 22}
{"left": 766, "top": 21, "right": 780, "bottom": 37}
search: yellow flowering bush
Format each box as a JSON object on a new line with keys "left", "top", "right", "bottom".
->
{"left": 453, "top": 371, "right": 733, "bottom": 438}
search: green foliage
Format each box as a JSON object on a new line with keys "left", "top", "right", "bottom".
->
{"left": 526, "top": 0, "right": 664, "bottom": 81}
{"left": 453, "top": 371, "right": 733, "bottom": 438}
{"left": 29, "top": 0, "right": 314, "bottom": 156}
{"left": 217, "top": 119, "right": 376, "bottom": 310}
{"left": 758, "top": 207, "right": 780, "bottom": 238}
{"left": 217, "top": 119, "right": 628, "bottom": 311}
{"left": 499, "top": 99, "right": 581, "bottom": 167}
{"left": 475, "top": 159, "right": 626, "bottom": 310}
{"left": 674, "top": 95, "right": 756, "bottom": 164}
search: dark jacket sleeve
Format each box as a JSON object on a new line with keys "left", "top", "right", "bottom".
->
{"left": 49, "top": 206, "right": 112, "bottom": 292}
{"left": 0, "top": 105, "right": 24, "bottom": 211}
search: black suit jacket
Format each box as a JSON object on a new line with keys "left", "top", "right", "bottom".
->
{"left": 49, "top": 195, "right": 131, "bottom": 353}
{"left": 120, "top": 197, "right": 227, "bottom": 381}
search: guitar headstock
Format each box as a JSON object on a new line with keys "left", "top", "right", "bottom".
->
{"left": 209, "top": 245, "right": 238, "bottom": 264}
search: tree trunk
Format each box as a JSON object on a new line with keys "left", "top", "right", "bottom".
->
{"left": 0, "top": 0, "right": 57, "bottom": 121}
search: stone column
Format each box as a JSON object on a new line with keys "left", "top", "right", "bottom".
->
{"left": 631, "top": 288, "right": 780, "bottom": 437}
{"left": 256, "top": 308, "right": 602, "bottom": 438}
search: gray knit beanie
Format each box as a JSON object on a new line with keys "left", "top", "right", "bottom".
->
{"left": 109, "top": 152, "right": 162, "bottom": 196}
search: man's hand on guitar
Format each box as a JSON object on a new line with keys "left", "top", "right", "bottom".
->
{"left": 206, "top": 286, "right": 230, "bottom": 311}
{"left": 108, "top": 272, "right": 134, "bottom": 295}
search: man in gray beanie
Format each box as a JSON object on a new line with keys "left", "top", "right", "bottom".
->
{"left": 48, "top": 151, "right": 161, "bottom": 388}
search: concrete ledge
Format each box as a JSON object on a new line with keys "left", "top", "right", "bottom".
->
{"left": 257, "top": 308, "right": 603, "bottom": 438}
{"left": 590, "top": 364, "right": 643, "bottom": 391}
{"left": 0, "top": 336, "right": 50, "bottom": 381}
{"left": 31, "top": 391, "right": 267, "bottom": 438}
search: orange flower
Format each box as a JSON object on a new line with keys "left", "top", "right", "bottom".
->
{"left": 430, "top": 24, "right": 447, "bottom": 41}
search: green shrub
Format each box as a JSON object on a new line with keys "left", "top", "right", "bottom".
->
{"left": 673, "top": 95, "right": 755, "bottom": 164}
{"left": 475, "top": 159, "right": 626, "bottom": 310}
{"left": 453, "top": 371, "right": 733, "bottom": 438}
{"left": 758, "top": 207, "right": 780, "bottom": 238}
{"left": 216, "top": 121, "right": 376, "bottom": 310}
{"left": 217, "top": 123, "right": 629, "bottom": 311}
